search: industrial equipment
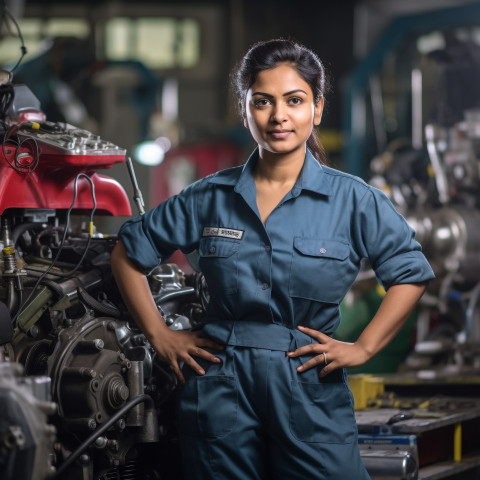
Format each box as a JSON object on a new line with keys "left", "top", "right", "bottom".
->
{"left": 0, "top": 75, "right": 208, "bottom": 480}
{"left": 341, "top": 4, "right": 480, "bottom": 479}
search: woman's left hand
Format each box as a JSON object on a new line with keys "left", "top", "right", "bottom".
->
{"left": 287, "top": 284, "right": 428, "bottom": 377}
{"left": 286, "top": 325, "right": 370, "bottom": 378}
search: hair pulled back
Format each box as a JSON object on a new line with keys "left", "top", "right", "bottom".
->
{"left": 232, "top": 38, "right": 329, "bottom": 164}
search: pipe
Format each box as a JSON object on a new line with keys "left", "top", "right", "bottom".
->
{"left": 425, "top": 124, "right": 450, "bottom": 205}
{"left": 156, "top": 286, "right": 195, "bottom": 305}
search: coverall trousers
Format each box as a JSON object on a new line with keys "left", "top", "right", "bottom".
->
{"left": 177, "top": 344, "right": 371, "bottom": 480}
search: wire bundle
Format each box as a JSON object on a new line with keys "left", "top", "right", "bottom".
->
{"left": 12, "top": 173, "right": 97, "bottom": 323}
{"left": 1, "top": 122, "right": 41, "bottom": 172}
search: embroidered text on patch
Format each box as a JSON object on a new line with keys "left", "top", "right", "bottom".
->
{"left": 202, "top": 227, "right": 244, "bottom": 240}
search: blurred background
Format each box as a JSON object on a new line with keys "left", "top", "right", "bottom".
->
{"left": 2, "top": 0, "right": 477, "bottom": 222}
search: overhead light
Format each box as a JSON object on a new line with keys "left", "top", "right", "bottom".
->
{"left": 134, "top": 140, "right": 165, "bottom": 166}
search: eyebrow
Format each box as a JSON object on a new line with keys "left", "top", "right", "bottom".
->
{"left": 251, "top": 89, "right": 308, "bottom": 98}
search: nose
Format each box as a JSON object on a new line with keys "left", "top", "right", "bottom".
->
{"left": 271, "top": 102, "right": 287, "bottom": 123}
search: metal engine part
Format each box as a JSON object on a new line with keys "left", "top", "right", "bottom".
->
{"left": 360, "top": 449, "right": 418, "bottom": 480}
{"left": 0, "top": 221, "right": 207, "bottom": 479}
{"left": 369, "top": 110, "right": 480, "bottom": 370}
{"left": 407, "top": 206, "right": 480, "bottom": 284}
{"left": 48, "top": 315, "right": 160, "bottom": 460}
{"left": 0, "top": 362, "right": 57, "bottom": 480}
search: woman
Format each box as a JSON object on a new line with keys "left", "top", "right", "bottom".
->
{"left": 111, "top": 39, "right": 435, "bottom": 480}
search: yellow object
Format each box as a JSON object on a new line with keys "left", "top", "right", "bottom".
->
{"left": 348, "top": 374, "right": 385, "bottom": 410}
{"left": 31, "top": 121, "right": 40, "bottom": 129}
{"left": 454, "top": 422, "right": 462, "bottom": 462}
{"left": 375, "top": 284, "right": 386, "bottom": 297}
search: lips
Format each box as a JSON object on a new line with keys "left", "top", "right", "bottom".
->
{"left": 268, "top": 130, "right": 293, "bottom": 139}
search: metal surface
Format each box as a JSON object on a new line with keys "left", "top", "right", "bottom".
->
{"left": 0, "top": 363, "right": 57, "bottom": 480}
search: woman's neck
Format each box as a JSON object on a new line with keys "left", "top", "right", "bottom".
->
{"left": 254, "top": 147, "right": 305, "bottom": 185}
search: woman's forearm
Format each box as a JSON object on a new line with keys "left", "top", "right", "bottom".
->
{"left": 356, "top": 282, "right": 428, "bottom": 360}
{"left": 110, "top": 239, "right": 224, "bottom": 382}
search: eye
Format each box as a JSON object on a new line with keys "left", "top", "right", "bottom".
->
{"left": 288, "top": 97, "right": 303, "bottom": 105}
{"left": 254, "top": 98, "right": 271, "bottom": 108}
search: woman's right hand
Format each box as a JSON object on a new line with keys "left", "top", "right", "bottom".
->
{"left": 150, "top": 328, "right": 225, "bottom": 383}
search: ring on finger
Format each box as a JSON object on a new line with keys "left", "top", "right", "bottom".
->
{"left": 322, "top": 352, "right": 328, "bottom": 365}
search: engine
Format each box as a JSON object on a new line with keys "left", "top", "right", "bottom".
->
{"left": 0, "top": 74, "right": 207, "bottom": 479}
{"left": 370, "top": 108, "right": 480, "bottom": 371}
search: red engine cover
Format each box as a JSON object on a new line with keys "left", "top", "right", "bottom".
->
{"left": 0, "top": 123, "right": 132, "bottom": 216}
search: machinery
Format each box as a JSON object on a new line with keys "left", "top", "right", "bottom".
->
{"left": 0, "top": 73, "right": 208, "bottom": 479}
{"left": 364, "top": 38, "right": 480, "bottom": 376}
{"left": 340, "top": 5, "right": 480, "bottom": 479}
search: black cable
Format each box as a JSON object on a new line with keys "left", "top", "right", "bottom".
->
{"left": 53, "top": 394, "right": 154, "bottom": 479}
{"left": 77, "top": 287, "right": 121, "bottom": 318}
{"left": 12, "top": 173, "right": 97, "bottom": 323}
{"left": 1, "top": 0, "right": 28, "bottom": 74}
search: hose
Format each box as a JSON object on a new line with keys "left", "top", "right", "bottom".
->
{"left": 23, "top": 278, "right": 64, "bottom": 301}
{"left": 11, "top": 222, "right": 44, "bottom": 246}
{"left": 77, "top": 287, "right": 121, "bottom": 318}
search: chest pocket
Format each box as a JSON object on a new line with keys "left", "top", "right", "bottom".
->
{"left": 289, "top": 237, "right": 354, "bottom": 304}
{"left": 198, "top": 237, "right": 240, "bottom": 296}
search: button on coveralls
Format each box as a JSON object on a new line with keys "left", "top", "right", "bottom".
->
{"left": 119, "top": 149, "right": 435, "bottom": 480}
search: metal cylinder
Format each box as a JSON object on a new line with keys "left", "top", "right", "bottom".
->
{"left": 361, "top": 450, "right": 417, "bottom": 480}
{"left": 2, "top": 247, "right": 16, "bottom": 272}
{"left": 126, "top": 361, "right": 144, "bottom": 426}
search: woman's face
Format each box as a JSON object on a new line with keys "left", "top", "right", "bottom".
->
{"left": 245, "top": 63, "right": 324, "bottom": 157}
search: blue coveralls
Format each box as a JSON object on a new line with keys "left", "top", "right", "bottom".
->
{"left": 119, "top": 148, "right": 435, "bottom": 480}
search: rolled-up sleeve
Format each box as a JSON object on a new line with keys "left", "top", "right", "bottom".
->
{"left": 118, "top": 182, "right": 201, "bottom": 273}
{"left": 355, "top": 187, "right": 435, "bottom": 289}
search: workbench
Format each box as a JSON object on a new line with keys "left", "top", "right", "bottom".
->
{"left": 354, "top": 371, "right": 480, "bottom": 479}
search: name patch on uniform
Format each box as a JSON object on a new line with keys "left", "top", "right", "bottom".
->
{"left": 202, "top": 226, "right": 244, "bottom": 240}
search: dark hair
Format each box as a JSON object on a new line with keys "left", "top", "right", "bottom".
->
{"left": 231, "top": 38, "right": 330, "bottom": 165}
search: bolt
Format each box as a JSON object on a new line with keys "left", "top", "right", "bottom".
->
{"left": 94, "top": 436, "right": 107, "bottom": 448}
{"left": 28, "top": 325, "right": 40, "bottom": 338}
